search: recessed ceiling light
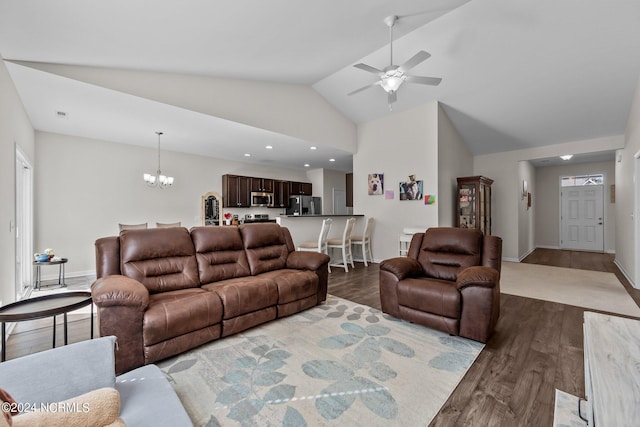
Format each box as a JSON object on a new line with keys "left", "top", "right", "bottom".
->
{"left": 329, "top": 158, "right": 335, "bottom": 162}
{"left": 244, "top": 153, "right": 251, "bottom": 157}
{"left": 560, "top": 155, "right": 573, "bottom": 160}
{"left": 265, "top": 145, "right": 273, "bottom": 149}
{"left": 304, "top": 164, "right": 310, "bottom": 167}
{"left": 310, "top": 146, "right": 317, "bottom": 150}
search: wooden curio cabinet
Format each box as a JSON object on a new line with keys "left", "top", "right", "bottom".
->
{"left": 456, "top": 176, "right": 493, "bottom": 235}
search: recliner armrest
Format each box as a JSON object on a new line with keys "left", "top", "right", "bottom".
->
{"left": 380, "top": 257, "right": 424, "bottom": 280}
{"left": 92, "top": 275, "right": 150, "bottom": 310}
{"left": 287, "top": 251, "right": 330, "bottom": 271}
{"left": 456, "top": 266, "right": 499, "bottom": 291}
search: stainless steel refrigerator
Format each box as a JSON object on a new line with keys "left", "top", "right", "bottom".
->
{"left": 286, "top": 196, "right": 322, "bottom": 215}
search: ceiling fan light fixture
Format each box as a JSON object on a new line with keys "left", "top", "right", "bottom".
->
{"left": 380, "top": 70, "right": 406, "bottom": 93}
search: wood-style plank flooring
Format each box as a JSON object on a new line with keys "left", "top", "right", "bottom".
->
{"left": 329, "top": 249, "right": 640, "bottom": 426}
{"left": 5, "top": 249, "right": 639, "bottom": 426}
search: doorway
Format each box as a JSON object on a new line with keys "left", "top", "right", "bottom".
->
{"left": 333, "top": 189, "right": 347, "bottom": 215}
{"left": 15, "top": 145, "right": 33, "bottom": 300}
{"left": 559, "top": 174, "right": 604, "bottom": 252}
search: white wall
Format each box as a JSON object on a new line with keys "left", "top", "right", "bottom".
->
{"left": 437, "top": 103, "right": 474, "bottom": 227}
{"left": 474, "top": 135, "right": 625, "bottom": 260}
{"left": 0, "top": 59, "right": 35, "bottom": 307}
{"left": 616, "top": 76, "right": 640, "bottom": 286}
{"left": 518, "top": 161, "right": 536, "bottom": 258}
{"left": 354, "top": 102, "right": 439, "bottom": 262}
{"left": 35, "top": 131, "right": 309, "bottom": 276}
{"left": 322, "top": 169, "right": 348, "bottom": 215}
{"left": 535, "top": 160, "right": 616, "bottom": 253}
{"left": 18, "top": 62, "right": 357, "bottom": 154}
{"left": 306, "top": 168, "right": 324, "bottom": 199}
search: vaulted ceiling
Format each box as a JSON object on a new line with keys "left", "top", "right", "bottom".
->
{"left": 1, "top": 0, "right": 639, "bottom": 171}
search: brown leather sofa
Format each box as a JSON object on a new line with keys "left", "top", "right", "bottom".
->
{"left": 92, "top": 223, "right": 329, "bottom": 374}
{"left": 379, "top": 227, "right": 502, "bottom": 343}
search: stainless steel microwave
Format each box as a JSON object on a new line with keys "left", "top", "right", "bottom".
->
{"left": 251, "top": 192, "right": 274, "bottom": 207}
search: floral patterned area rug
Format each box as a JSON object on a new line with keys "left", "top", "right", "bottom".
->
{"left": 158, "top": 295, "right": 484, "bottom": 426}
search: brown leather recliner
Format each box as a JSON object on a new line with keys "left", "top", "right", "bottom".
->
{"left": 379, "top": 227, "right": 502, "bottom": 343}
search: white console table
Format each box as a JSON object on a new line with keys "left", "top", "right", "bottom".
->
{"left": 583, "top": 312, "right": 640, "bottom": 426}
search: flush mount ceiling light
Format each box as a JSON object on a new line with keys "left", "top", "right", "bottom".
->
{"left": 143, "top": 131, "right": 174, "bottom": 189}
{"left": 560, "top": 155, "right": 574, "bottom": 160}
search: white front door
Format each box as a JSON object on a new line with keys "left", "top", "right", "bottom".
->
{"left": 560, "top": 185, "right": 604, "bottom": 251}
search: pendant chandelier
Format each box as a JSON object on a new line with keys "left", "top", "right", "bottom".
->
{"left": 143, "top": 131, "right": 174, "bottom": 188}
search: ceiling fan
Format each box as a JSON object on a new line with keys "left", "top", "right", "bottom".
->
{"left": 348, "top": 15, "right": 441, "bottom": 109}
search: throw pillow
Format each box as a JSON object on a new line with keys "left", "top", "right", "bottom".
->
{"left": 11, "top": 387, "right": 124, "bottom": 427}
{"left": 0, "top": 387, "right": 16, "bottom": 426}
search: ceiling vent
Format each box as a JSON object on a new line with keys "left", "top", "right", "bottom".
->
{"left": 55, "top": 110, "right": 68, "bottom": 119}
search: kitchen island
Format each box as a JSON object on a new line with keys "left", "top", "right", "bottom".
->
{"left": 276, "top": 215, "right": 366, "bottom": 260}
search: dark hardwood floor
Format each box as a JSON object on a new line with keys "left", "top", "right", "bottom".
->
{"left": 330, "top": 249, "right": 640, "bottom": 427}
{"left": 5, "top": 249, "right": 638, "bottom": 426}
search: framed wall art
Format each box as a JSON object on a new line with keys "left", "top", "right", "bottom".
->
{"left": 368, "top": 173, "right": 384, "bottom": 195}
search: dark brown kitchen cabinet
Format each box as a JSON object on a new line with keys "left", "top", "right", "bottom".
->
{"left": 290, "top": 181, "right": 312, "bottom": 195}
{"left": 272, "top": 180, "right": 290, "bottom": 208}
{"left": 222, "top": 174, "right": 251, "bottom": 208}
{"left": 251, "top": 178, "right": 274, "bottom": 193}
{"left": 456, "top": 175, "right": 493, "bottom": 235}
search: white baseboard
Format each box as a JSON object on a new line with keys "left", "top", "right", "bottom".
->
{"left": 614, "top": 259, "right": 636, "bottom": 289}
{"left": 535, "top": 245, "right": 561, "bottom": 250}
{"left": 502, "top": 257, "right": 519, "bottom": 263}
{"left": 518, "top": 247, "right": 536, "bottom": 262}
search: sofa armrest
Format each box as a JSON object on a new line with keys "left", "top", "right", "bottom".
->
{"left": 0, "top": 337, "right": 117, "bottom": 405}
{"left": 287, "top": 251, "right": 330, "bottom": 271}
{"left": 456, "top": 266, "right": 500, "bottom": 291}
{"left": 380, "top": 257, "right": 424, "bottom": 280}
{"left": 92, "top": 275, "right": 150, "bottom": 310}
{"left": 91, "top": 276, "right": 149, "bottom": 374}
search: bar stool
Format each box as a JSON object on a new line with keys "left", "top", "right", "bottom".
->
{"left": 351, "top": 217, "right": 374, "bottom": 266}
{"left": 297, "top": 218, "right": 333, "bottom": 273}
{"left": 327, "top": 217, "right": 356, "bottom": 272}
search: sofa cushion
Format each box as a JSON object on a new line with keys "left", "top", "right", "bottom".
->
{"left": 191, "top": 226, "right": 251, "bottom": 283}
{"left": 417, "top": 228, "right": 483, "bottom": 281}
{"left": 116, "top": 364, "right": 193, "bottom": 427}
{"left": 397, "top": 278, "right": 461, "bottom": 319}
{"left": 203, "top": 277, "right": 278, "bottom": 319}
{"left": 257, "top": 269, "right": 319, "bottom": 304}
{"left": 239, "top": 224, "right": 289, "bottom": 275}
{"left": 143, "top": 289, "right": 222, "bottom": 346}
{"left": 120, "top": 227, "right": 199, "bottom": 293}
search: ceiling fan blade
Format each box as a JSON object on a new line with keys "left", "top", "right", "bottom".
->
{"left": 353, "top": 63, "right": 383, "bottom": 75}
{"left": 405, "top": 75, "right": 442, "bottom": 86}
{"left": 388, "top": 91, "right": 397, "bottom": 104}
{"left": 347, "top": 80, "right": 381, "bottom": 96}
{"left": 398, "top": 51, "right": 431, "bottom": 73}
